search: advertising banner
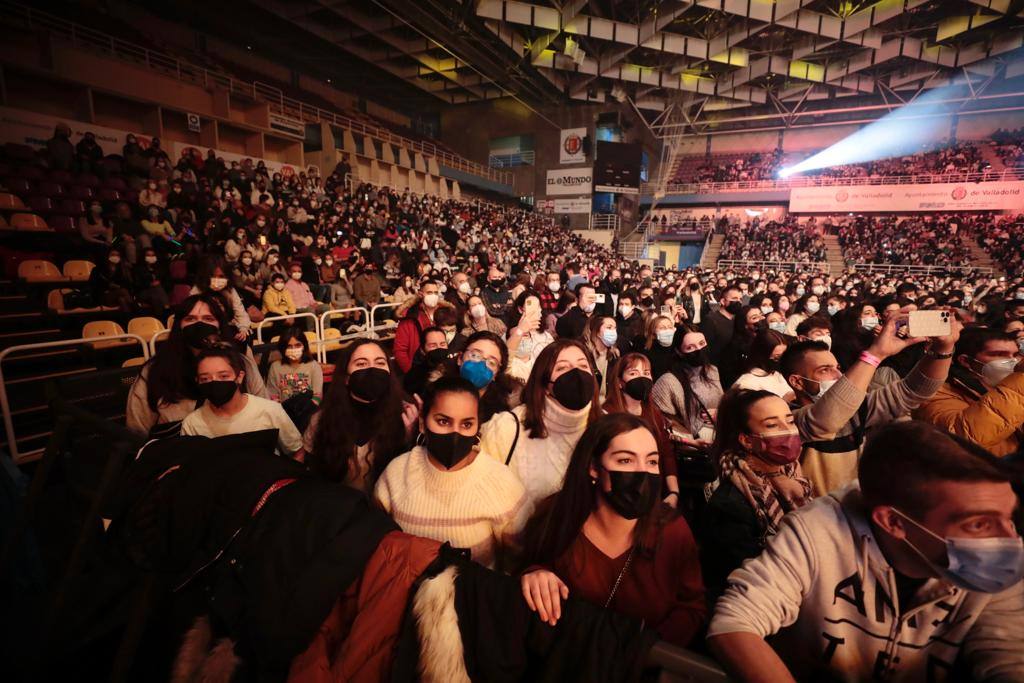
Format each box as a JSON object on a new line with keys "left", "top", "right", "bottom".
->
{"left": 546, "top": 167, "right": 593, "bottom": 196}
{"left": 0, "top": 105, "right": 153, "bottom": 153}
{"left": 553, "top": 197, "right": 592, "bottom": 214}
{"left": 789, "top": 181, "right": 1024, "bottom": 212}
{"left": 559, "top": 127, "right": 587, "bottom": 165}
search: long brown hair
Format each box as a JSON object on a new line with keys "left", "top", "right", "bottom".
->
{"left": 603, "top": 353, "right": 672, "bottom": 464}
{"left": 308, "top": 339, "right": 407, "bottom": 482}
{"left": 583, "top": 314, "right": 620, "bottom": 362}
{"left": 520, "top": 413, "right": 674, "bottom": 568}
{"left": 521, "top": 338, "right": 602, "bottom": 439}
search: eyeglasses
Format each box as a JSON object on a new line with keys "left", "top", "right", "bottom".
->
{"left": 464, "top": 349, "right": 500, "bottom": 373}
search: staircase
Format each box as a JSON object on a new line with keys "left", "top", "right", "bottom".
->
{"left": 822, "top": 234, "right": 846, "bottom": 274}
{"left": 966, "top": 241, "right": 1001, "bottom": 274}
{"left": 700, "top": 234, "right": 724, "bottom": 268}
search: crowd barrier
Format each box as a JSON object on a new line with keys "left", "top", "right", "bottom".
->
{"left": 316, "top": 306, "right": 371, "bottom": 363}
{"left": 0, "top": 334, "right": 149, "bottom": 463}
{"left": 715, "top": 260, "right": 831, "bottom": 274}
{"left": 370, "top": 302, "right": 402, "bottom": 339}
{"left": 850, "top": 263, "right": 994, "bottom": 276}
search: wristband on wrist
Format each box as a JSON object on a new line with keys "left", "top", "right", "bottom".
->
{"left": 859, "top": 351, "right": 882, "bottom": 368}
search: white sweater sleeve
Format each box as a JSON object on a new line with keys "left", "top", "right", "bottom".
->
{"left": 707, "top": 511, "right": 818, "bottom": 638}
{"left": 963, "top": 580, "right": 1024, "bottom": 682}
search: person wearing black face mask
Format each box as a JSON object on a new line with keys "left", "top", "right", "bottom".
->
{"left": 480, "top": 266, "right": 512, "bottom": 323}
{"left": 305, "top": 340, "right": 418, "bottom": 495}
{"left": 403, "top": 327, "right": 451, "bottom": 397}
{"left": 374, "top": 377, "right": 531, "bottom": 569}
{"left": 603, "top": 353, "right": 680, "bottom": 508}
{"left": 702, "top": 285, "right": 744, "bottom": 367}
{"left": 180, "top": 345, "right": 302, "bottom": 456}
{"left": 125, "top": 295, "right": 269, "bottom": 438}
{"left": 517, "top": 413, "right": 706, "bottom": 646}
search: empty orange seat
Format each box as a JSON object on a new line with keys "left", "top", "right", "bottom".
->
{"left": 83, "top": 320, "right": 134, "bottom": 349}
{"left": 63, "top": 260, "right": 95, "bottom": 282}
{"left": 18, "top": 259, "right": 65, "bottom": 283}
{"left": 11, "top": 213, "right": 51, "bottom": 231}
{"left": 0, "top": 193, "right": 25, "bottom": 210}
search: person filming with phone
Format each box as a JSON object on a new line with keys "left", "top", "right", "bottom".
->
{"left": 915, "top": 326, "right": 1024, "bottom": 458}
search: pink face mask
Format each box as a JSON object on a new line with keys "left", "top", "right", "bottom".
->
{"left": 749, "top": 431, "right": 802, "bottom": 465}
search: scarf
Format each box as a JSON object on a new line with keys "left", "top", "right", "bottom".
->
{"left": 718, "top": 450, "right": 813, "bottom": 540}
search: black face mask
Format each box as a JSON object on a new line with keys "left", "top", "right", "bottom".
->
{"left": 551, "top": 368, "right": 595, "bottom": 411}
{"left": 725, "top": 301, "right": 744, "bottom": 315}
{"left": 348, "top": 367, "right": 391, "bottom": 403}
{"left": 425, "top": 348, "right": 448, "bottom": 367}
{"left": 601, "top": 470, "right": 661, "bottom": 520}
{"left": 622, "top": 377, "right": 653, "bottom": 402}
{"left": 640, "top": 297, "right": 654, "bottom": 307}
{"left": 424, "top": 428, "right": 477, "bottom": 469}
{"left": 198, "top": 380, "right": 239, "bottom": 407}
{"left": 183, "top": 322, "right": 219, "bottom": 349}
{"left": 489, "top": 279, "right": 505, "bottom": 289}
{"left": 680, "top": 348, "right": 708, "bottom": 367}
{"left": 689, "top": 282, "right": 700, "bottom": 291}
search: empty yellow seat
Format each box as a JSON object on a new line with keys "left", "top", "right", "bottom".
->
{"left": 11, "top": 213, "right": 50, "bottom": 231}
{"left": 321, "top": 327, "right": 343, "bottom": 352}
{"left": 18, "top": 259, "right": 65, "bottom": 283}
{"left": 83, "top": 320, "right": 133, "bottom": 349}
{"left": 127, "top": 316, "right": 165, "bottom": 340}
{"left": 122, "top": 357, "right": 147, "bottom": 368}
{"left": 63, "top": 260, "right": 95, "bottom": 282}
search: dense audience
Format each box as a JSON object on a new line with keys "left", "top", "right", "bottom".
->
{"left": 8, "top": 127, "right": 1024, "bottom": 683}
{"left": 718, "top": 216, "right": 828, "bottom": 263}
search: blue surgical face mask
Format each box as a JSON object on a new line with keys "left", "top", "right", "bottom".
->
{"left": 768, "top": 321, "right": 787, "bottom": 334}
{"left": 656, "top": 329, "right": 675, "bottom": 348}
{"left": 601, "top": 329, "right": 618, "bottom": 348}
{"left": 460, "top": 359, "right": 494, "bottom": 389}
{"left": 894, "top": 509, "right": 1024, "bottom": 594}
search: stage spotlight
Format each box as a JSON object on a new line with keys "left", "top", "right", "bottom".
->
{"left": 778, "top": 167, "right": 794, "bottom": 179}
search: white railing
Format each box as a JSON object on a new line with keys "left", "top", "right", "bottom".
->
{"left": 618, "top": 241, "right": 647, "bottom": 260}
{"left": 699, "top": 227, "right": 716, "bottom": 268}
{"left": 488, "top": 151, "right": 535, "bottom": 168}
{"left": 254, "top": 312, "right": 321, "bottom": 344}
{"left": 0, "top": 334, "right": 150, "bottom": 463}
{"left": 2, "top": 0, "right": 512, "bottom": 187}
{"left": 317, "top": 307, "right": 371, "bottom": 363}
{"left": 642, "top": 168, "right": 1024, "bottom": 195}
{"left": 851, "top": 263, "right": 994, "bottom": 275}
{"left": 589, "top": 213, "right": 621, "bottom": 231}
{"left": 716, "top": 259, "right": 832, "bottom": 274}
{"left": 370, "top": 303, "right": 402, "bottom": 339}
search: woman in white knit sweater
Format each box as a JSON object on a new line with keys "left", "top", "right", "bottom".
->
{"left": 479, "top": 339, "right": 602, "bottom": 506}
{"left": 375, "top": 376, "right": 532, "bottom": 569}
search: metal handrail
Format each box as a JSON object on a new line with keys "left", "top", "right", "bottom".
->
{"left": 255, "top": 312, "right": 321, "bottom": 344}
{"left": 2, "top": 0, "right": 511, "bottom": 187}
{"left": 369, "top": 303, "right": 402, "bottom": 339}
{"left": 716, "top": 259, "right": 832, "bottom": 274}
{"left": 0, "top": 334, "right": 150, "bottom": 462}
{"left": 149, "top": 329, "right": 170, "bottom": 356}
{"left": 317, "top": 307, "right": 371, "bottom": 363}
{"left": 851, "top": 263, "right": 994, "bottom": 275}
{"left": 642, "top": 168, "right": 1024, "bottom": 195}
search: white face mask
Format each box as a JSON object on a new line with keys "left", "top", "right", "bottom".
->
{"left": 290, "top": 272, "right": 302, "bottom": 280}
{"left": 760, "top": 305, "right": 774, "bottom": 316}
{"left": 805, "top": 301, "right": 820, "bottom": 314}
{"left": 814, "top": 334, "right": 833, "bottom": 350}
{"left": 209, "top": 277, "right": 228, "bottom": 291}
{"left": 423, "top": 293, "right": 439, "bottom": 308}
{"left": 811, "top": 285, "right": 825, "bottom": 296}
{"left": 619, "top": 305, "right": 633, "bottom": 318}
{"left": 285, "top": 347, "right": 303, "bottom": 361}
{"left": 548, "top": 281, "right": 560, "bottom": 293}
{"left": 145, "top": 256, "right": 157, "bottom": 264}
{"left": 470, "top": 303, "right": 486, "bottom": 319}
{"left": 976, "top": 357, "right": 1017, "bottom": 386}
{"left": 861, "top": 316, "right": 879, "bottom": 331}
{"left": 458, "top": 281, "right": 472, "bottom": 295}
{"left": 801, "top": 376, "right": 837, "bottom": 401}
{"left": 273, "top": 282, "right": 285, "bottom": 291}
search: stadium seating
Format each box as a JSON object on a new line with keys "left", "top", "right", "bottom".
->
{"left": 63, "top": 260, "right": 96, "bottom": 282}
{"left": 18, "top": 259, "right": 65, "bottom": 283}
{"left": 11, "top": 213, "right": 51, "bottom": 231}
{"left": 83, "top": 320, "right": 134, "bottom": 349}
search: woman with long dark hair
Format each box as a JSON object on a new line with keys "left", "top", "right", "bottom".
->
{"left": 303, "top": 339, "right": 418, "bottom": 493}
{"left": 518, "top": 413, "right": 706, "bottom": 647}
{"left": 700, "top": 389, "right": 811, "bottom": 598}
{"left": 733, "top": 329, "right": 794, "bottom": 400}
{"left": 717, "top": 304, "right": 764, "bottom": 389}
{"left": 652, "top": 325, "right": 723, "bottom": 445}
{"left": 831, "top": 301, "right": 881, "bottom": 370}
{"left": 479, "top": 338, "right": 602, "bottom": 501}
{"left": 603, "top": 352, "right": 679, "bottom": 507}
{"left": 125, "top": 292, "right": 268, "bottom": 436}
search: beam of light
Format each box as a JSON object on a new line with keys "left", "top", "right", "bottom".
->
{"left": 777, "top": 84, "right": 963, "bottom": 179}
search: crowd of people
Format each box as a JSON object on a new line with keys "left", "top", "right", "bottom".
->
{"left": 836, "top": 213, "right": 975, "bottom": 266}
{"left": 12, "top": 126, "right": 1024, "bottom": 682}
{"left": 687, "top": 150, "right": 786, "bottom": 184}
{"left": 717, "top": 217, "right": 828, "bottom": 263}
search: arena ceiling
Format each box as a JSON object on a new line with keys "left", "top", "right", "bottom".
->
{"left": 150, "top": 0, "right": 1024, "bottom": 135}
